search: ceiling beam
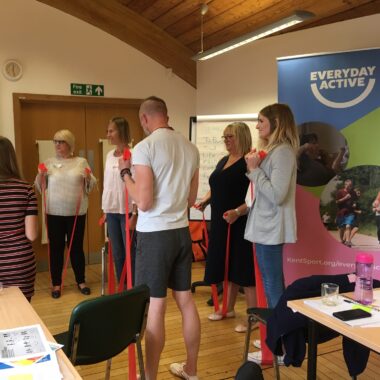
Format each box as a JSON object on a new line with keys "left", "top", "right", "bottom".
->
{"left": 37, "top": 0, "right": 197, "bottom": 88}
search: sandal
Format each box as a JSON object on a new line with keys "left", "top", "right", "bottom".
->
{"left": 235, "top": 323, "right": 258, "bottom": 333}
{"left": 234, "top": 324, "right": 248, "bottom": 333}
{"left": 169, "top": 362, "right": 199, "bottom": 380}
{"left": 208, "top": 310, "right": 235, "bottom": 321}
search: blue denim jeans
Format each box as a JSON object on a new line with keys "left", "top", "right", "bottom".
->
{"left": 255, "top": 243, "right": 285, "bottom": 308}
{"left": 106, "top": 213, "right": 126, "bottom": 281}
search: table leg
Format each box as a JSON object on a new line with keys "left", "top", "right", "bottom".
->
{"left": 307, "top": 319, "right": 317, "bottom": 380}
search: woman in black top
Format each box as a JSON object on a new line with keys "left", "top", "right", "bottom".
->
{"left": 196, "top": 122, "right": 256, "bottom": 328}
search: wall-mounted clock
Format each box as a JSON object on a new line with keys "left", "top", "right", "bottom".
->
{"left": 2, "top": 59, "right": 23, "bottom": 81}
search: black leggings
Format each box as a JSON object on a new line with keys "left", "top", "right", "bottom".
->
{"left": 376, "top": 215, "right": 380, "bottom": 242}
{"left": 47, "top": 214, "right": 86, "bottom": 286}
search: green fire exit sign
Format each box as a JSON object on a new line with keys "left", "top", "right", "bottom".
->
{"left": 71, "top": 83, "right": 104, "bottom": 96}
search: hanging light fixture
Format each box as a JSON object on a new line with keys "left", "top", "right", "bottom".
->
{"left": 193, "top": 10, "right": 314, "bottom": 61}
{"left": 199, "top": 3, "right": 209, "bottom": 54}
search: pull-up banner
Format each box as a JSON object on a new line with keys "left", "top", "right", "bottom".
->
{"left": 278, "top": 48, "right": 380, "bottom": 284}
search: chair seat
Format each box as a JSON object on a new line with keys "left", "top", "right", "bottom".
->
{"left": 246, "top": 307, "right": 273, "bottom": 324}
{"left": 54, "top": 331, "right": 69, "bottom": 355}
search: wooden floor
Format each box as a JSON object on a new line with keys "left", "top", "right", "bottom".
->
{"left": 31, "top": 262, "right": 380, "bottom": 379}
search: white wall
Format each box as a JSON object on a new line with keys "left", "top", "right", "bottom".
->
{"left": 0, "top": 0, "right": 196, "bottom": 140}
{"left": 1, "top": 2, "right": 379, "bottom": 141}
{"left": 196, "top": 14, "right": 380, "bottom": 115}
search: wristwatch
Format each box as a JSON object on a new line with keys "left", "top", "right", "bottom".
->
{"left": 120, "top": 168, "right": 132, "bottom": 180}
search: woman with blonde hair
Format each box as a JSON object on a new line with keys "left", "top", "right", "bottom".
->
{"left": 244, "top": 103, "right": 299, "bottom": 364}
{"left": 196, "top": 122, "right": 256, "bottom": 330}
{"left": 0, "top": 136, "right": 38, "bottom": 301}
{"left": 35, "top": 129, "right": 96, "bottom": 299}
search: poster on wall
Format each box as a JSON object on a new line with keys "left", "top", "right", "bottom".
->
{"left": 189, "top": 115, "right": 258, "bottom": 221}
{"left": 278, "top": 48, "right": 380, "bottom": 284}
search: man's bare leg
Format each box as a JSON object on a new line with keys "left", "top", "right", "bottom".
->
{"left": 145, "top": 297, "right": 166, "bottom": 380}
{"left": 173, "top": 290, "right": 201, "bottom": 376}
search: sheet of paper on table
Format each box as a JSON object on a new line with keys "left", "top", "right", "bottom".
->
{"left": 0, "top": 324, "right": 62, "bottom": 380}
{"left": 303, "top": 296, "right": 380, "bottom": 327}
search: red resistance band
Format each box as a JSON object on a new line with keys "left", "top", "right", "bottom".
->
{"left": 221, "top": 222, "right": 231, "bottom": 317}
{"left": 61, "top": 180, "right": 85, "bottom": 292}
{"left": 201, "top": 212, "right": 219, "bottom": 312}
{"left": 209, "top": 211, "right": 232, "bottom": 318}
{"left": 123, "top": 148, "right": 137, "bottom": 380}
{"left": 38, "top": 164, "right": 51, "bottom": 277}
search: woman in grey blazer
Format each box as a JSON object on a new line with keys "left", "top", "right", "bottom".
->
{"left": 244, "top": 103, "right": 299, "bottom": 310}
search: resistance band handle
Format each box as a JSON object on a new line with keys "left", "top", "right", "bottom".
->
{"left": 250, "top": 149, "right": 267, "bottom": 160}
{"left": 38, "top": 162, "right": 48, "bottom": 173}
{"left": 258, "top": 150, "right": 267, "bottom": 160}
{"left": 123, "top": 147, "right": 131, "bottom": 160}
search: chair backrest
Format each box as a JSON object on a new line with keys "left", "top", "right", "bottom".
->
{"left": 66, "top": 284, "right": 150, "bottom": 365}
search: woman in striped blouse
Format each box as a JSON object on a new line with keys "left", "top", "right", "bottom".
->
{"left": 0, "top": 137, "right": 38, "bottom": 301}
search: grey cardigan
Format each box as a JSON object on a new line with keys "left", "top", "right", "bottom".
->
{"left": 244, "top": 143, "right": 297, "bottom": 245}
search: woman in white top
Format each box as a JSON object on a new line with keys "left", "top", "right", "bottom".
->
{"left": 102, "top": 117, "right": 137, "bottom": 282}
{"left": 35, "top": 130, "right": 96, "bottom": 299}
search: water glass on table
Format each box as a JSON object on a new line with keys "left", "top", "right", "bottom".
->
{"left": 321, "top": 282, "right": 339, "bottom": 306}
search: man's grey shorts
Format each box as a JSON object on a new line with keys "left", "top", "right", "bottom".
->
{"left": 135, "top": 227, "right": 192, "bottom": 298}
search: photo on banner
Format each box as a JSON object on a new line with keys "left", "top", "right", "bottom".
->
{"left": 278, "top": 48, "right": 380, "bottom": 284}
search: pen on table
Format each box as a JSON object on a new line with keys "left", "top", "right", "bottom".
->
{"left": 342, "top": 298, "right": 380, "bottom": 312}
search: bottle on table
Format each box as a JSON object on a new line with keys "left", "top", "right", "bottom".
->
{"left": 354, "top": 253, "right": 374, "bottom": 305}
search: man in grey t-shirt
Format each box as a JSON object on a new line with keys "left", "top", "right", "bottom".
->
{"left": 120, "top": 96, "right": 200, "bottom": 380}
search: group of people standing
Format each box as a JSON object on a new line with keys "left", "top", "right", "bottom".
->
{"left": 197, "top": 105, "right": 298, "bottom": 356}
{"left": 0, "top": 97, "right": 299, "bottom": 380}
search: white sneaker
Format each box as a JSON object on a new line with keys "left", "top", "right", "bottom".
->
{"left": 247, "top": 351, "right": 284, "bottom": 365}
{"left": 252, "top": 339, "right": 261, "bottom": 349}
{"left": 169, "top": 362, "right": 199, "bottom": 380}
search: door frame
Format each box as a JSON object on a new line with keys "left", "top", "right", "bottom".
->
{"left": 13, "top": 93, "right": 143, "bottom": 164}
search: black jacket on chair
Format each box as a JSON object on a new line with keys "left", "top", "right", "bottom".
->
{"left": 265, "top": 274, "right": 380, "bottom": 377}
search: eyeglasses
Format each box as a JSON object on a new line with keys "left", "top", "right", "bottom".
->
{"left": 221, "top": 134, "right": 234, "bottom": 140}
{"left": 53, "top": 140, "right": 66, "bottom": 145}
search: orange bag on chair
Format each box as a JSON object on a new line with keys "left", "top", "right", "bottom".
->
{"left": 189, "top": 221, "right": 207, "bottom": 261}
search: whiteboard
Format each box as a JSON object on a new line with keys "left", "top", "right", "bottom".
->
{"left": 189, "top": 116, "right": 259, "bottom": 221}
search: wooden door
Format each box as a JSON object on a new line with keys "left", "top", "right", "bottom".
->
{"left": 15, "top": 95, "right": 142, "bottom": 270}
